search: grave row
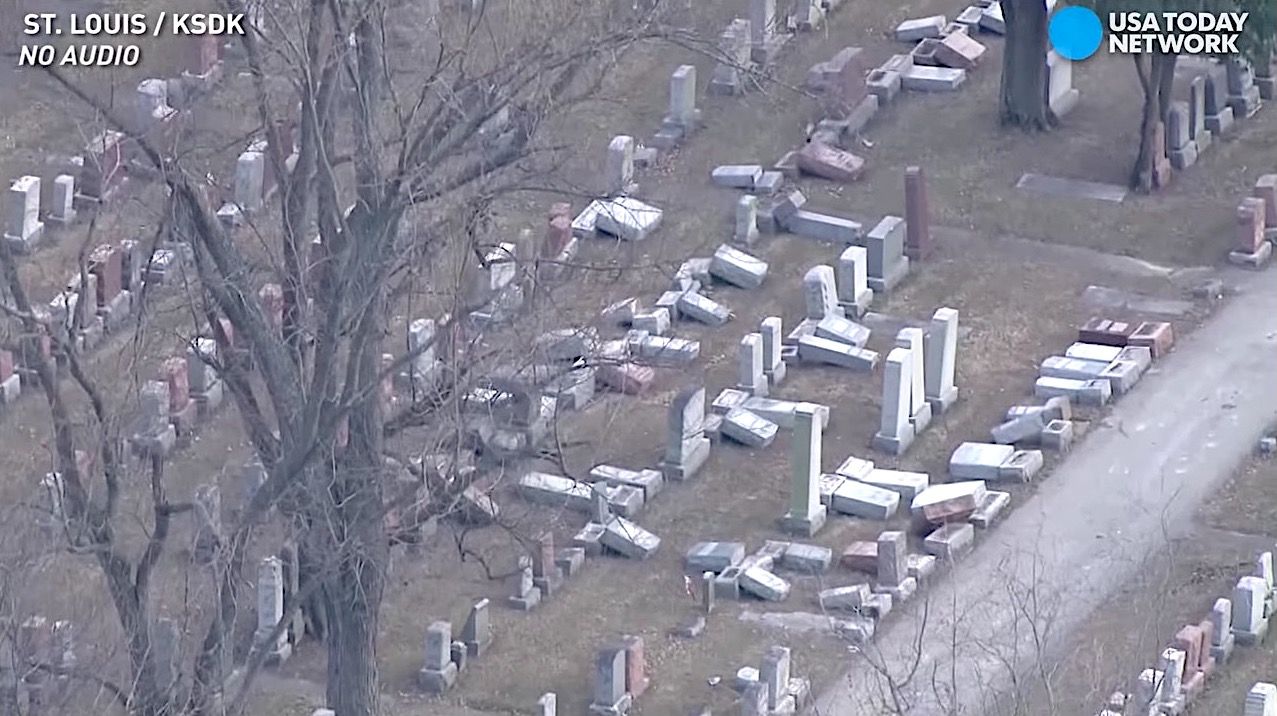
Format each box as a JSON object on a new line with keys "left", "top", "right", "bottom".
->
{"left": 1095, "top": 550, "right": 1277, "bottom": 715}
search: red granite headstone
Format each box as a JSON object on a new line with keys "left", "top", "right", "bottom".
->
{"left": 186, "top": 34, "right": 221, "bottom": 76}
{"left": 905, "top": 166, "right": 932, "bottom": 261}
{"left": 840, "top": 541, "right": 878, "bottom": 571}
{"left": 534, "top": 532, "right": 556, "bottom": 579}
{"left": 1173, "top": 625, "right": 1203, "bottom": 678}
{"left": 796, "top": 142, "right": 865, "bottom": 183}
{"left": 162, "top": 357, "right": 191, "bottom": 411}
{"left": 1196, "top": 619, "right": 1217, "bottom": 677}
{"left": 89, "top": 244, "right": 122, "bottom": 305}
{"left": 544, "top": 205, "right": 574, "bottom": 257}
{"left": 1077, "top": 317, "right": 1136, "bottom": 347}
{"left": 622, "top": 635, "right": 650, "bottom": 698}
{"left": 1128, "top": 321, "right": 1174, "bottom": 359}
{"left": 334, "top": 414, "right": 349, "bottom": 450}
{"left": 0, "top": 350, "right": 14, "bottom": 382}
{"left": 1236, "top": 197, "right": 1266, "bottom": 253}
{"left": 1254, "top": 175, "right": 1277, "bottom": 225}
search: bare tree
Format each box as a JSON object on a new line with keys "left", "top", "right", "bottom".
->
{"left": 0, "top": 0, "right": 695, "bottom": 714}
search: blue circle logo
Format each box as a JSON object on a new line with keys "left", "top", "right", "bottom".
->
{"left": 1049, "top": 6, "right": 1103, "bottom": 61}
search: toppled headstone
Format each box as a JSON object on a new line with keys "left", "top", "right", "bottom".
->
{"left": 712, "top": 165, "right": 764, "bottom": 189}
{"left": 858, "top": 468, "right": 928, "bottom": 500}
{"left": 594, "top": 197, "right": 663, "bottom": 241}
{"left": 739, "top": 566, "right": 791, "bottom": 601}
{"left": 911, "top": 481, "right": 987, "bottom": 525}
{"left": 924, "top": 522, "right": 975, "bottom": 561}
{"left": 949, "top": 442, "right": 1015, "bottom": 481}
{"left": 902, "top": 65, "right": 967, "bottom": 92}
{"left": 830, "top": 481, "right": 899, "bottom": 520}
{"left": 797, "top": 335, "right": 878, "bottom": 371}
{"left": 895, "top": 15, "right": 946, "bottom": 42}
{"left": 686, "top": 542, "right": 746, "bottom": 573}
{"left": 722, "top": 408, "right": 779, "bottom": 448}
{"left": 677, "top": 292, "right": 731, "bottom": 326}
{"left": 600, "top": 516, "right": 661, "bottom": 559}
{"left": 710, "top": 244, "right": 769, "bottom": 289}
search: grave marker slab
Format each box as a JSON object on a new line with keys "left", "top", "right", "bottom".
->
{"left": 780, "top": 404, "right": 828, "bottom": 536}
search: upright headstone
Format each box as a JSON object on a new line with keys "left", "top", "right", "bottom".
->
{"left": 592, "top": 645, "right": 630, "bottom": 712}
{"left": 235, "top": 151, "right": 266, "bottom": 212}
{"left": 735, "top": 195, "right": 760, "bottom": 247}
{"left": 622, "top": 635, "right": 649, "bottom": 697}
{"left": 866, "top": 215, "right": 910, "bottom": 293}
{"left": 803, "top": 265, "right": 841, "bottom": 319}
{"left": 895, "top": 328, "right": 932, "bottom": 433}
{"left": 904, "top": 167, "right": 932, "bottom": 260}
{"left": 1189, "top": 75, "right": 1208, "bottom": 142}
{"left": 5, "top": 176, "right": 43, "bottom": 252}
{"left": 780, "top": 404, "right": 827, "bottom": 536}
{"left": 48, "top": 175, "right": 76, "bottom": 225}
{"left": 872, "top": 347, "right": 916, "bottom": 456}
{"left": 419, "top": 621, "right": 458, "bottom": 693}
{"left": 759, "top": 646, "right": 791, "bottom": 711}
{"left": 662, "top": 386, "right": 711, "bottom": 481}
{"left": 760, "top": 317, "right": 787, "bottom": 386}
{"left": 193, "top": 484, "right": 222, "bottom": 563}
{"left": 255, "top": 556, "right": 291, "bottom": 663}
{"left": 835, "top": 245, "right": 873, "bottom": 316}
{"left": 461, "top": 598, "right": 492, "bottom": 658}
{"left": 924, "top": 307, "right": 960, "bottom": 413}
{"left": 606, "top": 136, "right": 635, "bottom": 196}
{"left": 1245, "top": 683, "right": 1277, "bottom": 716}
{"left": 877, "top": 531, "right": 907, "bottom": 588}
{"left": 738, "top": 333, "right": 768, "bottom": 396}
{"left": 668, "top": 65, "right": 699, "bottom": 129}
{"left": 537, "top": 693, "right": 557, "bottom": 716}
{"left": 1046, "top": 50, "right": 1079, "bottom": 118}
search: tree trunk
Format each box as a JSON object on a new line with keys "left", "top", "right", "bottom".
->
{"left": 1130, "top": 53, "right": 1178, "bottom": 192}
{"left": 999, "top": 0, "right": 1053, "bottom": 129}
{"left": 99, "top": 557, "right": 167, "bottom": 716}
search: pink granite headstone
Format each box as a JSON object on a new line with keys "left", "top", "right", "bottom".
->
{"left": 905, "top": 166, "right": 933, "bottom": 261}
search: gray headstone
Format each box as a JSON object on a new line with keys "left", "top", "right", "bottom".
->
{"left": 803, "top": 265, "right": 840, "bottom": 319}
{"left": 593, "top": 646, "right": 627, "bottom": 707}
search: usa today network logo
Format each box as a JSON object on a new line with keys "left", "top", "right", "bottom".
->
{"left": 1049, "top": 5, "right": 1249, "bottom": 60}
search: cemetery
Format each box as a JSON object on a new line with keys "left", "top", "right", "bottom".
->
{"left": 0, "top": 0, "right": 1276, "bottom": 714}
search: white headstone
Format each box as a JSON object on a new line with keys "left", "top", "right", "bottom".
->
{"left": 669, "top": 65, "right": 698, "bottom": 127}
{"left": 836, "top": 245, "right": 870, "bottom": 306}
{"left": 924, "top": 307, "right": 959, "bottom": 411}
{"left": 605, "top": 135, "right": 635, "bottom": 196}
{"left": 1234, "top": 576, "right": 1267, "bottom": 632}
{"left": 803, "top": 265, "right": 839, "bottom": 320}
{"left": 735, "top": 195, "right": 759, "bottom": 246}
{"left": 738, "top": 333, "right": 767, "bottom": 395}
{"left": 6, "top": 176, "right": 42, "bottom": 241}
{"left": 50, "top": 174, "right": 76, "bottom": 223}
{"left": 760, "top": 317, "right": 783, "bottom": 372}
{"left": 234, "top": 151, "right": 266, "bottom": 212}
{"left": 896, "top": 328, "right": 927, "bottom": 420}
{"left": 256, "top": 556, "right": 288, "bottom": 655}
{"left": 873, "top": 347, "right": 915, "bottom": 455}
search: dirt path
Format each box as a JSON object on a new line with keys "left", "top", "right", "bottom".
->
{"left": 813, "top": 265, "right": 1277, "bottom": 716}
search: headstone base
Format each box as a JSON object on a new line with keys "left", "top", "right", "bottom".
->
{"left": 909, "top": 403, "right": 933, "bottom": 434}
{"left": 660, "top": 437, "right": 711, "bottom": 482}
{"left": 1196, "top": 127, "right": 1213, "bottom": 152}
{"left": 1233, "top": 620, "right": 1269, "bottom": 646}
{"left": 263, "top": 643, "right": 292, "bottom": 666}
{"left": 573, "top": 523, "right": 605, "bottom": 556}
{"left": 507, "top": 586, "right": 542, "bottom": 611}
{"left": 4, "top": 225, "right": 45, "bottom": 255}
{"left": 171, "top": 401, "right": 200, "bottom": 445}
{"left": 99, "top": 291, "right": 133, "bottom": 332}
{"left": 779, "top": 506, "right": 828, "bottom": 538}
{"left": 533, "top": 569, "right": 565, "bottom": 598}
{"left": 872, "top": 425, "right": 916, "bottom": 456}
{"left": 866, "top": 258, "right": 910, "bottom": 295}
{"left": 131, "top": 425, "right": 177, "bottom": 459}
{"left": 764, "top": 361, "right": 788, "bottom": 387}
{"left": 587, "top": 693, "right": 633, "bottom": 716}
{"left": 874, "top": 576, "right": 917, "bottom": 603}
{"left": 46, "top": 208, "right": 77, "bottom": 226}
{"left": 1228, "top": 241, "right": 1273, "bottom": 269}
{"left": 1210, "top": 632, "right": 1236, "bottom": 664}
{"left": 1205, "top": 108, "right": 1235, "bottom": 135}
{"left": 0, "top": 374, "right": 20, "bottom": 405}
{"left": 1050, "top": 88, "right": 1080, "bottom": 119}
{"left": 839, "top": 288, "right": 874, "bottom": 318}
{"left": 751, "top": 34, "right": 792, "bottom": 67}
{"left": 193, "top": 381, "right": 225, "bottom": 418}
{"left": 1260, "top": 77, "right": 1277, "bottom": 100}
{"left": 418, "top": 663, "right": 458, "bottom": 694}
{"left": 1228, "top": 87, "right": 1262, "bottom": 118}
{"left": 1170, "top": 141, "right": 1198, "bottom": 170}
{"left": 926, "top": 386, "right": 959, "bottom": 415}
